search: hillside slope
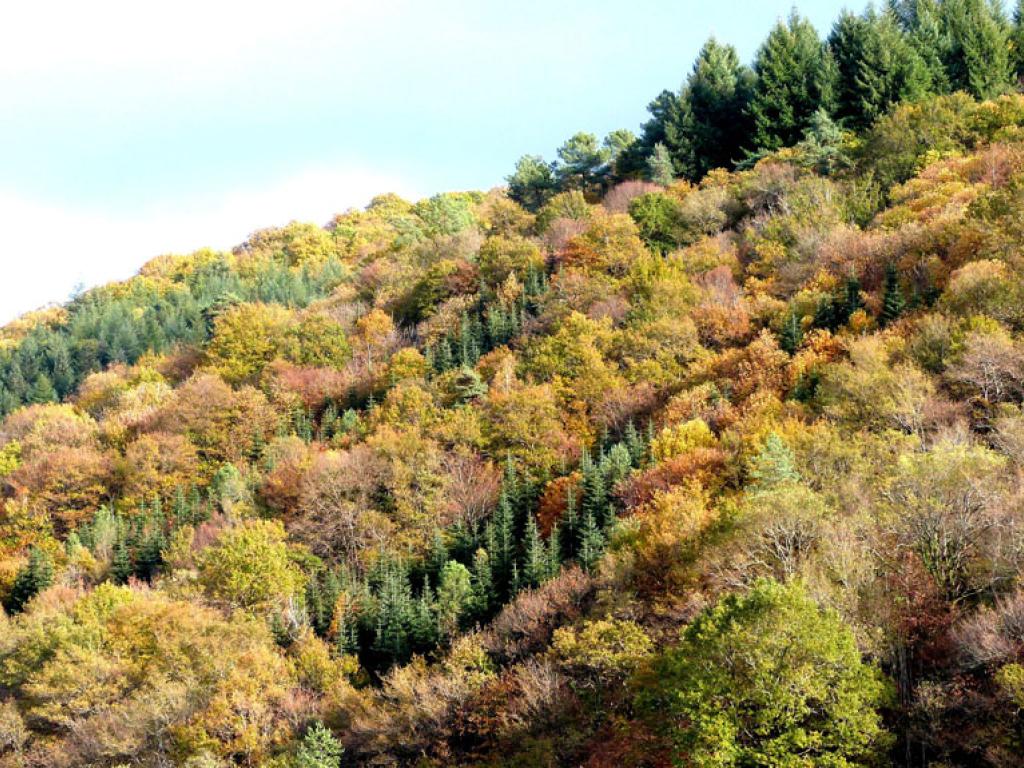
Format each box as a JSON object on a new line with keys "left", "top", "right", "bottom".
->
{"left": 8, "top": 17, "right": 1024, "bottom": 766}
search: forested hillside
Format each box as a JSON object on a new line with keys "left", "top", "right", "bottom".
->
{"left": 7, "top": 1, "right": 1024, "bottom": 766}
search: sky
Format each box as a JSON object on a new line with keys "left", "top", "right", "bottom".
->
{"left": 0, "top": 0, "right": 850, "bottom": 323}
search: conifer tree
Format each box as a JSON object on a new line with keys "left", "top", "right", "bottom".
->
{"left": 819, "top": 275, "right": 864, "bottom": 330}
{"left": 434, "top": 338, "right": 454, "bottom": 372}
{"left": 411, "top": 577, "right": 438, "bottom": 648}
{"left": 0, "top": 385, "right": 18, "bottom": 417}
{"left": 293, "top": 406, "right": 314, "bottom": 442}
{"left": 449, "top": 367, "right": 488, "bottom": 404}
{"left": 748, "top": 433, "right": 801, "bottom": 491}
{"left": 646, "top": 143, "right": 676, "bottom": 186}
{"left": 111, "top": 539, "right": 133, "bottom": 585}
{"left": 486, "top": 303, "right": 510, "bottom": 347}
{"left": 307, "top": 575, "right": 327, "bottom": 637}
{"left": 321, "top": 570, "right": 341, "bottom": 632}
{"left": 560, "top": 486, "right": 579, "bottom": 562}
{"left": 319, "top": 402, "right": 339, "bottom": 442}
{"left": 624, "top": 420, "right": 645, "bottom": 466}
{"left": 502, "top": 454, "right": 521, "bottom": 512}
{"left": 581, "top": 458, "right": 609, "bottom": 529}
{"left": 749, "top": 12, "right": 838, "bottom": 153}
{"left": 844, "top": 276, "right": 864, "bottom": 319}
{"left": 28, "top": 374, "right": 56, "bottom": 405}
{"left": 270, "top": 612, "right": 292, "bottom": 648}
{"left": 296, "top": 722, "right": 343, "bottom": 768}
{"left": 830, "top": 9, "right": 932, "bottom": 129}
{"left": 1012, "top": 0, "right": 1024, "bottom": 81}
{"left": 335, "top": 603, "right": 359, "bottom": 655}
{"left": 780, "top": 311, "right": 804, "bottom": 355}
{"left": 47, "top": 337, "right": 75, "bottom": 398}
{"left": 470, "top": 548, "right": 494, "bottom": 618}
{"left": 602, "top": 443, "right": 633, "bottom": 492}
{"left": 547, "top": 524, "right": 563, "bottom": 580}
{"left": 554, "top": 132, "right": 612, "bottom": 197}
{"left": 892, "top": 0, "right": 952, "bottom": 92}
{"left": 506, "top": 155, "right": 556, "bottom": 212}
{"left": 604, "top": 128, "right": 637, "bottom": 179}
{"left": 578, "top": 509, "right": 606, "bottom": 572}
{"left": 489, "top": 490, "right": 515, "bottom": 598}
{"left": 188, "top": 486, "right": 206, "bottom": 524}
{"left": 373, "top": 561, "right": 412, "bottom": 662}
{"left": 510, "top": 560, "right": 521, "bottom": 597}
{"left": 459, "top": 313, "right": 482, "bottom": 366}
{"left": 6, "top": 546, "right": 54, "bottom": 613}
{"left": 940, "top": 0, "right": 1012, "bottom": 98}
{"left": 4, "top": 361, "right": 27, "bottom": 406}
{"left": 134, "top": 524, "right": 165, "bottom": 581}
{"left": 796, "top": 109, "right": 852, "bottom": 175}
{"left": 813, "top": 296, "right": 838, "bottom": 331}
{"left": 522, "top": 515, "right": 547, "bottom": 589}
{"left": 676, "top": 38, "right": 756, "bottom": 178}
{"left": 617, "top": 90, "right": 686, "bottom": 179}
{"left": 426, "top": 530, "right": 449, "bottom": 582}
{"left": 880, "top": 263, "right": 906, "bottom": 326}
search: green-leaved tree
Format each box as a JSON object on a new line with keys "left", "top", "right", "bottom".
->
{"left": 635, "top": 580, "right": 893, "bottom": 767}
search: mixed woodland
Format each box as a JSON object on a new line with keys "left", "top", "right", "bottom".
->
{"left": 8, "top": 1, "right": 1024, "bottom": 765}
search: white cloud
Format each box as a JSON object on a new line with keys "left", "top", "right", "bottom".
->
{"left": 0, "top": 166, "right": 419, "bottom": 323}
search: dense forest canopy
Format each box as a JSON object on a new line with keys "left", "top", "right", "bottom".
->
{"left": 8, "top": 1, "right": 1024, "bottom": 766}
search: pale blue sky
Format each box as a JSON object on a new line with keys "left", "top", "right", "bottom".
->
{"left": 0, "top": 0, "right": 850, "bottom": 321}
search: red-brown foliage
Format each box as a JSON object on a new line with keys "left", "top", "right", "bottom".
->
{"left": 615, "top": 448, "right": 728, "bottom": 509}
{"left": 484, "top": 567, "right": 594, "bottom": 662}
{"left": 602, "top": 181, "right": 662, "bottom": 214}
{"left": 536, "top": 474, "right": 582, "bottom": 536}
{"left": 691, "top": 265, "right": 751, "bottom": 348}
{"left": 8, "top": 446, "right": 113, "bottom": 534}
{"left": 147, "top": 373, "right": 280, "bottom": 466}
{"left": 440, "top": 452, "right": 501, "bottom": 527}
{"left": 543, "top": 217, "right": 590, "bottom": 253}
{"left": 593, "top": 382, "right": 659, "bottom": 433}
{"left": 263, "top": 360, "right": 353, "bottom": 411}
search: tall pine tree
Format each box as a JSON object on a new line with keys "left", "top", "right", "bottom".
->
{"left": 830, "top": 8, "right": 932, "bottom": 129}
{"left": 1013, "top": 0, "right": 1024, "bottom": 82}
{"left": 577, "top": 510, "right": 606, "bottom": 572}
{"left": 675, "top": 38, "right": 756, "bottom": 179}
{"left": 880, "top": 263, "right": 907, "bottom": 326}
{"left": 617, "top": 90, "right": 686, "bottom": 180}
{"left": 779, "top": 310, "right": 804, "bottom": 355}
{"left": 891, "top": 0, "right": 953, "bottom": 91}
{"left": 940, "top": 0, "right": 1012, "bottom": 99}
{"left": 6, "top": 546, "right": 54, "bottom": 613}
{"left": 521, "top": 515, "right": 547, "bottom": 589}
{"left": 749, "top": 12, "right": 838, "bottom": 153}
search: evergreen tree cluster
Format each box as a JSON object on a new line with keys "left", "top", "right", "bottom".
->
{"left": 3, "top": 490, "right": 212, "bottom": 614}
{"left": 509, "top": 0, "right": 1021, "bottom": 201}
{"left": 0, "top": 256, "right": 346, "bottom": 421}
{"left": 0, "top": 254, "right": 347, "bottom": 418}
{"left": 296, "top": 429, "right": 649, "bottom": 672}
{"left": 780, "top": 264, "right": 914, "bottom": 352}
{"left": 4, "top": 546, "right": 54, "bottom": 613}
{"left": 73, "top": 490, "right": 211, "bottom": 587}
{"left": 425, "top": 264, "right": 548, "bottom": 375}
